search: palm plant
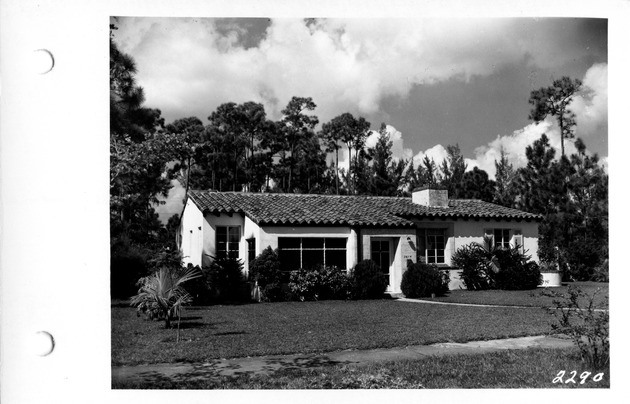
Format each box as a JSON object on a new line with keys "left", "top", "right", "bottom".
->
{"left": 131, "top": 265, "right": 201, "bottom": 329}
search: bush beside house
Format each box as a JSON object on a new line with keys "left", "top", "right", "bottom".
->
{"left": 206, "top": 257, "right": 247, "bottom": 302}
{"left": 349, "top": 260, "right": 389, "bottom": 299}
{"left": 249, "top": 246, "right": 286, "bottom": 302}
{"left": 452, "top": 242, "right": 541, "bottom": 291}
{"left": 288, "top": 266, "right": 351, "bottom": 301}
{"left": 401, "top": 262, "right": 450, "bottom": 298}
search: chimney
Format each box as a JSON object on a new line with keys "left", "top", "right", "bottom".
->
{"left": 412, "top": 186, "right": 449, "bottom": 207}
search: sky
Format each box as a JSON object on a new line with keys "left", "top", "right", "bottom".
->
{"left": 111, "top": 17, "right": 607, "bottom": 178}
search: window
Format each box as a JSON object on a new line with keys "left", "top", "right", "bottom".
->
{"left": 278, "top": 237, "right": 347, "bottom": 270}
{"left": 485, "top": 229, "right": 522, "bottom": 251}
{"left": 425, "top": 229, "right": 446, "bottom": 264}
{"left": 216, "top": 226, "right": 240, "bottom": 259}
{"left": 494, "top": 229, "right": 511, "bottom": 249}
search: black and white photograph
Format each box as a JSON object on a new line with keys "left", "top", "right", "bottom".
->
{"left": 108, "top": 15, "right": 610, "bottom": 389}
{"left": 1, "top": 0, "right": 627, "bottom": 401}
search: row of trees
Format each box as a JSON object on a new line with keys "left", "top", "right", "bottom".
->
{"left": 110, "top": 25, "right": 607, "bottom": 290}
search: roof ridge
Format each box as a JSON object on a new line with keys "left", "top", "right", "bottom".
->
{"left": 188, "top": 190, "right": 410, "bottom": 199}
{"left": 187, "top": 190, "right": 542, "bottom": 222}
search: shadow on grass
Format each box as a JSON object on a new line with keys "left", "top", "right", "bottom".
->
{"left": 214, "top": 331, "right": 247, "bottom": 336}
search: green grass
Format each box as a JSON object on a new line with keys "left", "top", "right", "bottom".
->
{"left": 112, "top": 299, "right": 556, "bottom": 366}
{"left": 420, "top": 281, "right": 608, "bottom": 308}
{"left": 112, "top": 347, "right": 609, "bottom": 389}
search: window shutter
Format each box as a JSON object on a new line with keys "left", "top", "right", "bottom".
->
{"left": 513, "top": 230, "right": 524, "bottom": 254}
{"left": 417, "top": 229, "right": 426, "bottom": 263}
{"left": 483, "top": 229, "right": 494, "bottom": 249}
{"left": 449, "top": 231, "right": 455, "bottom": 265}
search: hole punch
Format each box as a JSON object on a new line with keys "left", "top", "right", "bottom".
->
{"left": 33, "top": 331, "right": 55, "bottom": 356}
{"left": 32, "top": 49, "right": 55, "bottom": 74}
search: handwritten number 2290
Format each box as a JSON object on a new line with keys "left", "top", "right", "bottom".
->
{"left": 553, "top": 370, "right": 604, "bottom": 384}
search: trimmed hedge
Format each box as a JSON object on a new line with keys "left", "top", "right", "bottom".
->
{"left": 401, "top": 262, "right": 449, "bottom": 298}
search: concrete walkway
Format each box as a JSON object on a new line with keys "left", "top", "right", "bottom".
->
{"left": 397, "top": 297, "right": 609, "bottom": 312}
{"left": 112, "top": 335, "right": 574, "bottom": 385}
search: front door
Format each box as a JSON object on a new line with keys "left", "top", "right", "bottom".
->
{"left": 371, "top": 238, "right": 393, "bottom": 289}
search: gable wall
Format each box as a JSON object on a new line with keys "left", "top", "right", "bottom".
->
{"left": 180, "top": 198, "right": 204, "bottom": 267}
{"left": 452, "top": 219, "right": 539, "bottom": 262}
{"left": 201, "top": 213, "right": 246, "bottom": 268}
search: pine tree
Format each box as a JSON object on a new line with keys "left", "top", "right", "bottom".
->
{"left": 493, "top": 147, "right": 517, "bottom": 207}
{"left": 529, "top": 77, "right": 582, "bottom": 157}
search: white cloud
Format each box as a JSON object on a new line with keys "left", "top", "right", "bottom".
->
{"left": 113, "top": 18, "right": 602, "bottom": 125}
{"left": 412, "top": 144, "right": 449, "bottom": 169}
{"left": 572, "top": 63, "right": 608, "bottom": 138}
{"left": 113, "top": 18, "right": 607, "bottom": 181}
{"left": 463, "top": 63, "right": 607, "bottom": 178}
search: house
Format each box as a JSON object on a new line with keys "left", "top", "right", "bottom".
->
{"left": 178, "top": 187, "right": 542, "bottom": 293}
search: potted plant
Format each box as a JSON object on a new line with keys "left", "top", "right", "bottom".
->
{"left": 538, "top": 261, "right": 562, "bottom": 287}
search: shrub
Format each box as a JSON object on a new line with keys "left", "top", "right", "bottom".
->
{"left": 248, "top": 246, "right": 285, "bottom": 302}
{"left": 492, "top": 247, "right": 542, "bottom": 290}
{"left": 591, "top": 259, "right": 609, "bottom": 282}
{"left": 565, "top": 238, "right": 605, "bottom": 281}
{"left": 451, "top": 243, "right": 495, "bottom": 290}
{"left": 183, "top": 264, "right": 213, "bottom": 305}
{"left": 289, "top": 269, "right": 321, "bottom": 301}
{"left": 349, "top": 260, "right": 388, "bottom": 299}
{"left": 206, "top": 257, "right": 245, "bottom": 302}
{"left": 401, "top": 262, "right": 449, "bottom": 298}
{"left": 260, "top": 282, "right": 287, "bottom": 302}
{"left": 131, "top": 265, "right": 201, "bottom": 328}
{"left": 318, "top": 266, "right": 352, "bottom": 300}
{"left": 111, "top": 244, "right": 148, "bottom": 299}
{"left": 544, "top": 286, "right": 609, "bottom": 369}
{"left": 249, "top": 246, "right": 282, "bottom": 285}
{"left": 288, "top": 266, "right": 351, "bottom": 301}
{"left": 452, "top": 242, "right": 541, "bottom": 291}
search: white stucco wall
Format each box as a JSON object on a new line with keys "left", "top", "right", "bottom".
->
{"left": 179, "top": 198, "right": 204, "bottom": 268}
{"left": 411, "top": 219, "right": 540, "bottom": 290}
{"left": 412, "top": 219, "right": 539, "bottom": 266}
{"left": 201, "top": 213, "right": 246, "bottom": 268}
{"left": 451, "top": 220, "right": 539, "bottom": 262}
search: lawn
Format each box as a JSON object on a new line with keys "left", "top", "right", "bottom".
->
{"left": 112, "top": 299, "right": 556, "bottom": 366}
{"left": 419, "top": 282, "right": 608, "bottom": 308}
{"left": 112, "top": 346, "right": 609, "bottom": 389}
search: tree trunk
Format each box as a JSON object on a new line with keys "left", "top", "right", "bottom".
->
{"left": 288, "top": 145, "right": 294, "bottom": 192}
{"left": 347, "top": 146, "right": 352, "bottom": 194}
{"left": 212, "top": 148, "right": 217, "bottom": 190}
{"left": 176, "top": 310, "right": 181, "bottom": 342}
{"left": 335, "top": 148, "right": 339, "bottom": 195}
{"left": 233, "top": 150, "right": 238, "bottom": 192}
{"left": 560, "top": 114, "right": 565, "bottom": 158}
